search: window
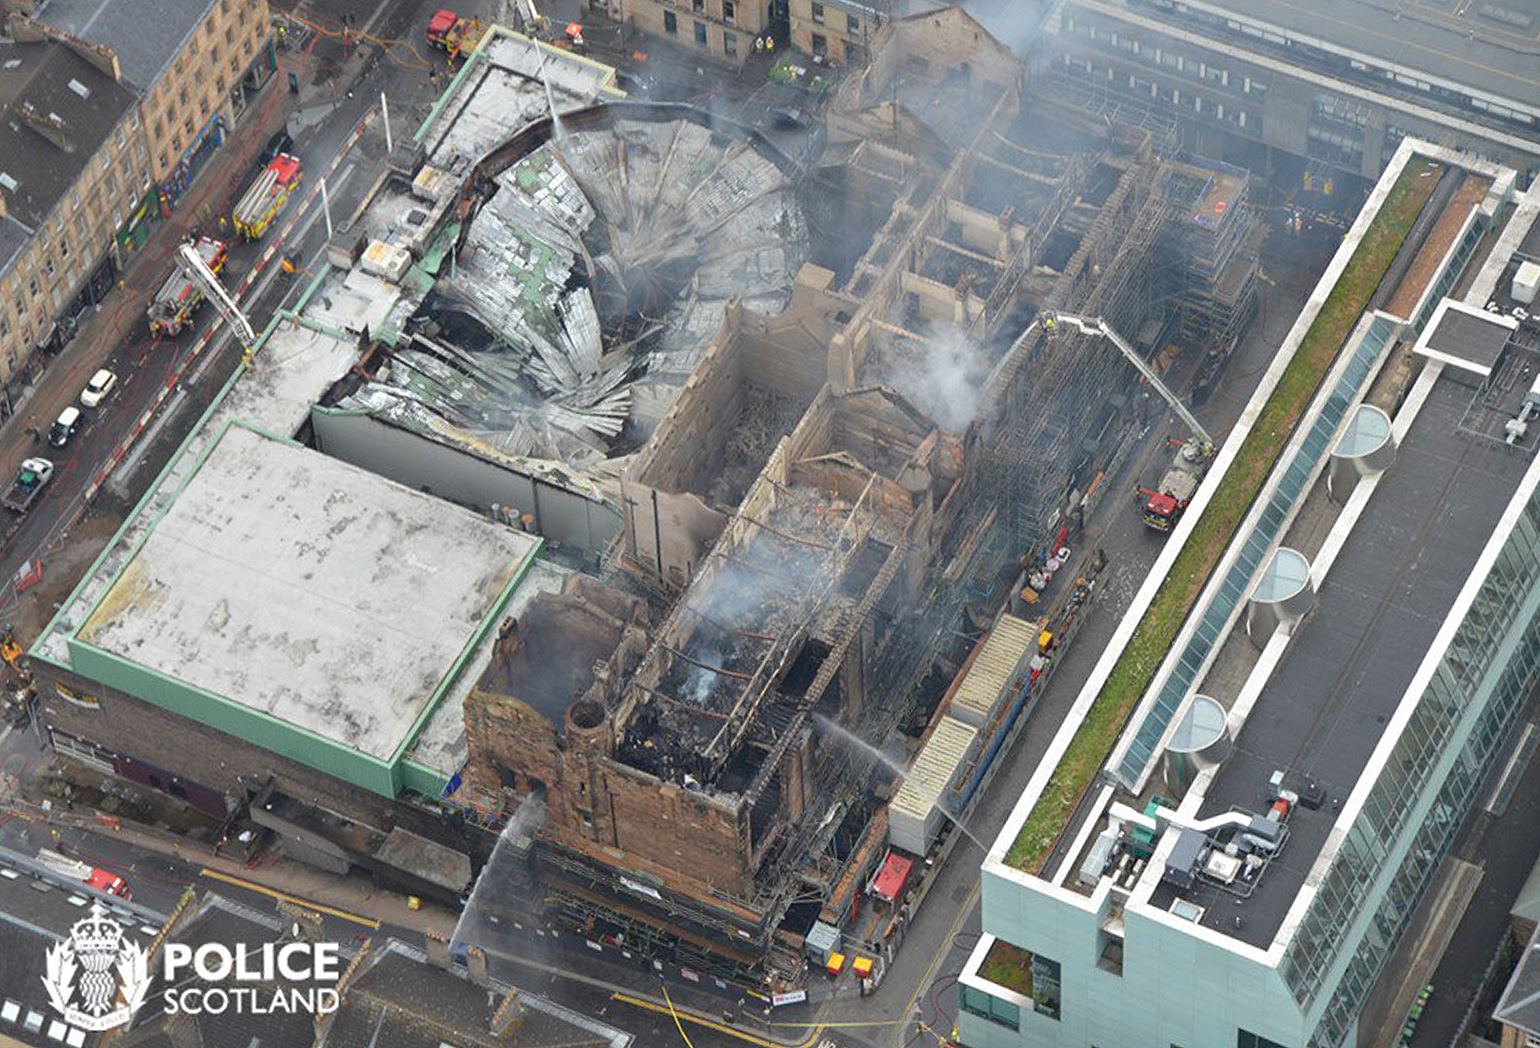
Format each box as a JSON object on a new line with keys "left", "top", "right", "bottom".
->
{"left": 959, "top": 986, "right": 1020, "bottom": 1031}
{"left": 721, "top": 0, "right": 734, "bottom": 20}
{"left": 811, "top": 0, "right": 824, "bottom": 22}
{"left": 724, "top": 29, "right": 737, "bottom": 54}
{"left": 664, "top": 10, "right": 677, "bottom": 32}
{"left": 51, "top": 734, "right": 113, "bottom": 775}
{"left": 1236, "top": 1032, "right": 1288, "bottom": 1048}
{"left": 693, "top": 0, "right": 703, "bottom": 13}
{"left": 694, "top": 19, "right": 707, "bottom": 44}
{"left": 811, "top": 31, "right": 827, "bottom": 56}
{"left": 847, "top": 14, "right": 859, "bottom": 32}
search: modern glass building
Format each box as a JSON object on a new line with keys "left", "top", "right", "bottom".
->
{"left": 962, "top": 142, "right": 1540, "bottom": 1048}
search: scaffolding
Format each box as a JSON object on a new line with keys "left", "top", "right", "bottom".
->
{"left": 981, "top": 158, "right": 1180, "bottom": 552}
{"left": 1164, "top": 158, "right": 1262, "bottom": 353}
{"left": 1040, "top": 66, "right": 1181, "bottom": 155}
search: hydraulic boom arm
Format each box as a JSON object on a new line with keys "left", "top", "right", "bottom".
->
{"left": 1041, "top": 310, "right": 1213, "bottom": 447}
{"left": 176, "top": 241, "right": 257, "bottom": 352}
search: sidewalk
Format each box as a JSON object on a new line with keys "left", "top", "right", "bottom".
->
{"left": 0, "top": 68, "right": 294, "bottom": 578}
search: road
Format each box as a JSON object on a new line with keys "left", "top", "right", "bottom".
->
{"left": 1403, "top": 714, "right": 1540, "bottom": 1048}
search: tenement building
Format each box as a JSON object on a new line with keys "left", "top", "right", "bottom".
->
{"left": 0, "top": 0, "right": 274, "bottom": 381}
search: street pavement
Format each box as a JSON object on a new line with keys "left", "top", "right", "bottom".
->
{"left": 1404, "top": 715, "right": 1540, "bottom": 1048}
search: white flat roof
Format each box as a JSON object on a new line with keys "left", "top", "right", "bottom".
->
{"left": 78, "top": 424, "right": 539, "bottom": 761}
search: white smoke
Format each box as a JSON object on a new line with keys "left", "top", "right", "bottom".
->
{"left": 882, "top": 327, "right": 990, "bottom": 432}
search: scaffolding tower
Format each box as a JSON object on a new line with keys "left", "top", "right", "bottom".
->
{"left": 1164, "top": 159, "right": 1261, "bottom": 353}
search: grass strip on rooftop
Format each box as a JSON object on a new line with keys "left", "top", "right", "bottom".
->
{"left": 1004, "top": 157, "right": 1443, "bottom": 873}
{"left": 980, "top": 939, "right": 1035, "bottom": 997}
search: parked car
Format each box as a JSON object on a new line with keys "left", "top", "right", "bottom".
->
{"left": 257, "top": 129, "right": 294, "bottom": 170}
{"left": 48, "top": 405, "right": 81, "bottom": 448}
{"left": 80, "top": 368, "right": 117, "bottom": 408}
{"left": 2, "top": 458, "right": 53, "bottom": 514}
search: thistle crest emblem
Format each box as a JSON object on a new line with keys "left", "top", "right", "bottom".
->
{"left": 42, "top": 902, "right": 151, "bottom": 1031}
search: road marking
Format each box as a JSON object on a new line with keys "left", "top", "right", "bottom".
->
{"left": 198, "top": 867, "right": 381, "bottom": 928}
{"left": 888, "top": 877, "right": 980, "bottom": 1048}
{"left": 612, "top": 991, "right": 823, "bottom": 1048}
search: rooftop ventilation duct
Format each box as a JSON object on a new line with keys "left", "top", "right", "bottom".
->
{"left": 1162, "top": 693, "right": 1232, "bottom": 795}
{"left": 1328, "top": 403, "right": 1396, "bottom": 502}
{"left": 1246, "top": 546, "right": 1314, "bottom": 647}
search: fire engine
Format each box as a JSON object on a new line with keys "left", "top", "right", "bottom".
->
{"left": 233, "top": 153, "right": 303, "bottom": 240}
{"left": 148, "top": 236, "right": 228, "bottom": 337}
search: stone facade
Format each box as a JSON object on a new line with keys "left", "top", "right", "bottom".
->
{"left": 601, "top": 0, "right": 769, "bottom": 67}
{"left": 0, "top": 0, "right": 271, "bottom": 384}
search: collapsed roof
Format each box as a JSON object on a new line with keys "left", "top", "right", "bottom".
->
{"left": 340, "top": 116, "right": 810, "bottom": 467}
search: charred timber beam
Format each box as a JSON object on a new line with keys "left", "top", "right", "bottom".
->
{"left": 744, "top": 527, "right": 913, "bottom": 805}
{"left": 737, "top": 513, "right": 839, "bottom": 553}
{"left": 925, "top": 235, "right": 1007, "bottom": 269}
{"left": 683, "top": 604, "right": 780, "bottom": 644}
{"left": 636, "top": 683, "right": 732, "bottom": 720}
{"left": 662, "top": 645, "right": 754, "bottom": 681}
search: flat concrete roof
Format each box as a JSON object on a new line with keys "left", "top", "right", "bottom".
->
{"left": 1173, "top": 0, "right": 1540, "bottom": 113}
{"left": 1174, "top": 367, "right": 1533, "bottom": 947}
{"left": 1416, "top": 300, "right": 1518, "bottom": 376}
{"left": 77, "top": 423, "right": 539, "bottom": 762}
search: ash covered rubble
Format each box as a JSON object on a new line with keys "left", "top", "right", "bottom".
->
{"left": 338, "top": 120, "right": 809, "bottom": 472}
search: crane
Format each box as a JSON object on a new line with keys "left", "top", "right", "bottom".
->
{"left": 175, "top": 240, "right": 258, "bottom": 361}
{"left": 1038, "top": 310, "right": 1212, "bottom": 446}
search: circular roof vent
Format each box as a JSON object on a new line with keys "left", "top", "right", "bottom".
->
{"left": 1247, "top": 546, "right": 1314, "bottom": 646}
{"left": 1168, "top": 693, "right": 1227, "bottom": 754}
{"left": 1330, "top": 404, "right": 1396, "bottom": 500}
{"left": 1163, "top": 694, "right": 1232, "bottom": 793}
